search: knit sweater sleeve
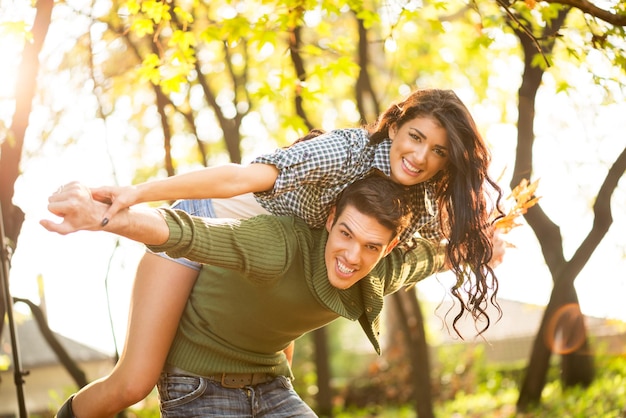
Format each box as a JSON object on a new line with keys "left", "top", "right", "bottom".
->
{"left": 147, "top": 208, "right": 296, "bottom": 281}
{"left": 377, "top": 238, "right": 446, "bottom": 296}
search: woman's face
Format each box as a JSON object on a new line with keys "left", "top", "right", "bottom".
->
{"left": 388, "top": 116, "right": 449, "bottom": 186}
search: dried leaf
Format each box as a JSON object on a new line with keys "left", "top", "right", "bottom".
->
{"left": 495, "top": 178, "right": 541, "bottom": 233}
{"left": 525, "top": 0, "right": 537, "bottom": 9}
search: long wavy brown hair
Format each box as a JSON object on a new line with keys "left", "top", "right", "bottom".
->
{"left": 368, "top": 88, "right": 504, "bottom": 337}
{"left": 290, "top": 89, "right": 504, "bottom": 336}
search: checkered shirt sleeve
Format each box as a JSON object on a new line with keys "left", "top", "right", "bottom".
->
{"left": 252, "top": 128, "right": 443, "bottom": 245}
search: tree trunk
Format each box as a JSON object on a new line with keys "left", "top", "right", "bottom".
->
{"left": 354, "top": 14, "right": 380, "bottom": 124}
{"left": 509, "top": 7, "right": 623, "bottom": 410}
{"left": 313, "top": 328, "right": 333, "bottom": 417}
{"left": 391, "top": 289, "right": 434, "bottom": 418}
{"left": 517, "top": 144, "right": 625, "bottom": 409}
{"left": 0, "top": 0, "right": 53, "bottom": 351}
{"left": 154, "top": 84, "right": 175, "bottom": 176}
{"left": 517, "top": 275, "right": 589, "bottom": 408}
{"left": 288, "top": 25, "right": 315, "bottom": 131}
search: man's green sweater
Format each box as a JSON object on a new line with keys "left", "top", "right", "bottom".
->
{"left": 148, "top": 209, "right": 445, "bottom": 379}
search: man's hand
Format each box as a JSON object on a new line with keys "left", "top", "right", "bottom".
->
{"left": 41, "top": 181, "right": 170, "bottom": 246}
{"left": 40, "top": 181, "right": 110, "bottom": 235}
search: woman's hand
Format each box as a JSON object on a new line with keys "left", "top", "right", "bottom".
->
{"left": 91, "top": 185, "right": 140, "bottom": 226}
{"left": 488, "top": 230, "right": 506, "bottom": 269}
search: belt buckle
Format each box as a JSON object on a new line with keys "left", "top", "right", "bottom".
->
{"left": 221, "top": 373, "right": 251, "bottom": 389}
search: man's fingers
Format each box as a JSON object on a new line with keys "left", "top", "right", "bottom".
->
{"left": 39, "top": 219, "right": 71, "bottom": 235}
{"left": 42, "top": 181, "right": 107, "bottom": 234}
{"left": 91, "top": 187, "right": 113, "bottom": 205}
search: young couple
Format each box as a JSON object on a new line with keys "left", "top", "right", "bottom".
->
{"left": 42, "top": 88, "right": 504, "bottom": 417}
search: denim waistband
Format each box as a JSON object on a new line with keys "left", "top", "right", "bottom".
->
{"left": 164, "top": 365, "right": 276, "bottom": 388}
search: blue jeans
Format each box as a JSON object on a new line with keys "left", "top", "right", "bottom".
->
{"left": 157, "top": 372, "right": 318, "bottom": 417}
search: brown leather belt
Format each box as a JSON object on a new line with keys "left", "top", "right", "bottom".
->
{"left": 212, "top": 372, "right": 276, "bottom": 388}
{"left": 165, "top": 366, "right": 275, "bottom": 389}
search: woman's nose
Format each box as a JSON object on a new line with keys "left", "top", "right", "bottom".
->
{"left": 413, "top": 144, "right": 428, "bottom": 163}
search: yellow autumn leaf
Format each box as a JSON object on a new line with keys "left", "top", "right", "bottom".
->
{"left": 495, "top": 178, "right": 541, "bottom": 233}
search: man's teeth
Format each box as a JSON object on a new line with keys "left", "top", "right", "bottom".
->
{"left": 338, "top": 261, "right": 354, "bottom": 274}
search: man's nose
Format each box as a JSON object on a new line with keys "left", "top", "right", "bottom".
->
{"left": 344, "top": 243, "right": 361, "bottom": 264}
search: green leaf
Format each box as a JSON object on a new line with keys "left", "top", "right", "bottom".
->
{"left": 131, "top": 18, "right": 155, "bottom": 37}
{"left": 173, "top": 6, "right": 194, "bottom": 25}
{"left": 124, "top": 0, "right": 141, "bottom": 15}
{"left": 160, "top": 74, "right": 185, "bottom": 94}
{"left": 169, "top": 29, "right": 197, "bottom": 50}
{"left": 141, "top": 0, "right": 171, "bottom": 24}
{"left": 137, "top": 53, "right": 161, "bottom": 84}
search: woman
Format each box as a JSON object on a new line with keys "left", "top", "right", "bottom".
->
{"left": 51, "top": 88, "right": 503, "bottom": 418}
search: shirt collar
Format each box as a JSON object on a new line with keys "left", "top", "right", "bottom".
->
{"left": 372, "top": 139, "right": 392, "bottom": 176}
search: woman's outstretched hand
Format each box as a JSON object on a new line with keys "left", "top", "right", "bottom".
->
{"left": 90, "top": 185, "right": 140, "bottom": 227}
{"left": 488, "top": 230, "right": 506, "bottom": 269}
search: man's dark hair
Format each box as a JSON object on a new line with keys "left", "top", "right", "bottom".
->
{"left": 334, "top": 173, "right": 411, "bottom": 240}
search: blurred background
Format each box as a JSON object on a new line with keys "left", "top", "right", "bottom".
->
{"left": 1, "top": 0, "right": 625, "bottom": 417}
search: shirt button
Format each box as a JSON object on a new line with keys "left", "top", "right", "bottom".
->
{"left": 366, "top": 307, "right": 373, "bottom": 313}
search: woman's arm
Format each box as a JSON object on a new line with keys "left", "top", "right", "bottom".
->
{"left": 93, "top": 163, "right": 279, "bottom": 223}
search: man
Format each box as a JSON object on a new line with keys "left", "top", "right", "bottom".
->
{"left": 42, "top": 175, "right": 445, "bottom": 417}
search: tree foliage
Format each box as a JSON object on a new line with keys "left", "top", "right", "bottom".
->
{"left": 1, "top": 0, "right": 624, "bottom": 416}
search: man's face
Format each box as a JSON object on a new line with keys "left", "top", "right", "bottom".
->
{"left": 324, "top": 204, "right": 398, "bottom": 289}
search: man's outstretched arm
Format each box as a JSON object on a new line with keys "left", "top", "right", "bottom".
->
{"left": 40, "top": 181, "right": 169, "bottom": 246}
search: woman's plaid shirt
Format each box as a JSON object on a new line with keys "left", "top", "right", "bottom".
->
{"left": 253, "top": 128, "right": 442, "bottom": 245}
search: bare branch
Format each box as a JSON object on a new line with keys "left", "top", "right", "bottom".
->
{"left": 288, "top": 25, "right": 315, "bottom": 131}
{"left": 545, "top": 0, "right": 626, "bottom": 26}
{"left": 566, "top": 146, "right": 626, "bottom": 275}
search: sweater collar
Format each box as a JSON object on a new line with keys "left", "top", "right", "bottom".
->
{"left": 307, "top": 230, "right": 384, "bottom": 325}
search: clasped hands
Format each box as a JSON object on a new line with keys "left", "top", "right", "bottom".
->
{"left": 40, "top": 181, "right": 111, "bottom": 235}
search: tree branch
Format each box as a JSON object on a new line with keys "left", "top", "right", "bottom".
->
{"left": 565, "top": 146, "right": 626, "bottom": 276}
{"left": 545, "top": 0, "right": 626, "bottom": 26}
{"left": 354, "top": 13, "right": 380, "bottom": 124}
{"left": 288, "top": 25, "right": 314, "bottom": 130}
{"left": 14, "top": 297, "right": 89, "bottom": 388}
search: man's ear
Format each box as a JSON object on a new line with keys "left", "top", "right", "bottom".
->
{"left": 383, "top": 236, "right": 400, "bottom": 257}
{"left": 325, "top": 207, "right": 337, "bottom": 233}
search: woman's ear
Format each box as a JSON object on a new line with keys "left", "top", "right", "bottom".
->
{"left": 388, "top": 123, "right": 398, "bottom": 140}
